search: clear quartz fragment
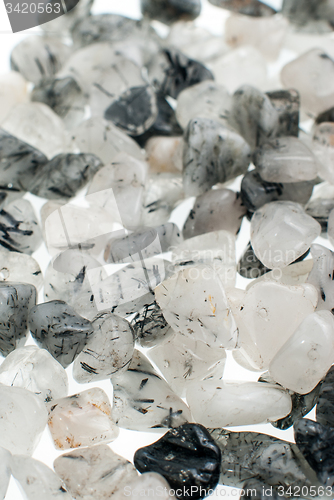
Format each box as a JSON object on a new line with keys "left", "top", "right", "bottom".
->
{"left": 130, "top": 301, "right": 171, "bottom": 348}
{"left": 307, "top": 244, "right": 334, "bottom": 312}
{"left": 0, "top": 447, "right": 11, "bottom": 500}
{"left": 266, "top": 89, "right": 300, "bottom": 138}
{"left": 47, "top": 387, "right": 119, "bottom": 450}
{"left": 146, "top": 136, "right": 183, "bottom": 174}
{"left": 246, "top": 259, "right": 313, "bottom": 288}
{"left": 0, "top": 250, "right": 43, "bottom": 290}
{"left": 0, "top": 72, "right": 28, "bottom": 124}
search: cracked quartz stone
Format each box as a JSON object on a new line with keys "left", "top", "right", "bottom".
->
{"left": 240, "top": 170, "right": 314, "bottom": 214}
{"left": 111, "top": 350, "right": 191, "bottom": 431}
{"left": 0, "top": 282, "right": 36, "bottom": 357}
{"left": 29, "top": 153, "right": 103, "bottom": 199}
{"left": 281, "top": 49, "right": 334, "bottom": 117}
{"left": 266, "top": 89, "right": 300, "bottom": 137}
{"left": 130, "top": 301, "right": 172, "bottom": 348}
{"left": 282, "top": 0, "right": 334, "bottom": 29}
{"left": 0, "top": 447, "right": 11, "bottom": 500}
{"left": 146, "top": 136, "right": 183, "bottom": 174}
{"left": 313, "top": 122, "right": 334, "bottom": 184}
{"left": 73, "top": 312, "right": 135, "bottom": 383}
{"left": 307, "top": 244, "right": 334, "bottom": 313}
{"left": 155, "top": 265, "right": 238, "bottom": 349}
{"left": 187, "top": 380, "right": 291, "bottom": 427}
{"left": 0, "top": 72, "right": 28, "bottom": 124}
{"left": 0, "top": 249, "right": 43, "bottom": 290}
{"left": 0, "top": 346, "right": 68, "bottom": 403}
{"left": 10, "top": 36, "right": 70, "bottom": 85}
{"left": 208, "top": 0, "right": 276, "bottom": 16}
{"left": 141, "top": 0, "right": 201, "bottom": 24}
{"left": 29, "top": 300, "right": 94, "bottom": 368}
{"left": 316, "top": 365, "right": 334, "bottom": 428}
{"left": 227, "top": 281, "right": 317, "bottom": 370}
{"left": 230, "top": 85, "right": 279, "bottom": 149}
{"left": 54, "top": 444, "right": 138, "bottom": 500}
{"left": 269, "top": 311, "right": 334, "bottom": 394}
{"left": 134, "top": 423, "right": 221, "bottom": 500}
{"left": 148, "top": 331, "right": 226, "bottom": 397}
{"left": 11, "top": 455, "right": 72, "bottom": 500}
{"left": 183, "top": 189, "right": 247, "bottom": 238}
{"left": 294, "top": 418, "right": 334, "bottom": 487}
{"left": 0, "top": 385, "right": 47, "bottom": 455}
{"left": 250, "top": 201, "right": 321, "bottom": 269}
{"left": 47, "top": 388, "right": 119, "bottom": 450}
{"left": 254, "top": 137, "right": 318, "bottom": 183}
{"left": 183, "top": 118, "right": 251, "bottom": 196}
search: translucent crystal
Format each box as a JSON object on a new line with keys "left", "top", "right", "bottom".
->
{"left": 316, "top": 365, "right": 334, "bottom": 428}
{"left": 208, "top": 0, "right": 276, "bottom": 16}
{"left": 312, "top": 122, "right": 334, "bottom": 184}
{"left": 71, "top": 14, "right": 138, "bottom": 48}
{"left": 0, "top": 250, "right": 43, "bottom": 290}
{"left": 307, "top": 244, "right": 334, "bottom": 312}
{"left": 146, "top": 136, "right": 183, "bottom": 173}
{"left": 130, "top": 301, "right": 171, "bottom": 348}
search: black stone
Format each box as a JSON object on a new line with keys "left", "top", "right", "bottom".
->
{"left": 316, "top": 366, "right": 334, "bottom": 428}
{"left": 141, "top": 0, "right": 201, "bottom": 24}
{"left": 208, "top": 0, "right": 276, "bottom": 16}
{"left": 294, "top": 418, "right": 334, "bottom": 487}
{"left": 29, "top": 300, "right": 94, "bottom": 368}
{"left": 315, "top": 106, "right": 334, "bottom": 124}
{"left": 266, "top": 89, "right": 300, "bottom": 138}
{"left": 238, "top": 242, "right": 270, "bottom": 279}
{"left": 134, "top": 423, "right": 221, "bottom": 500}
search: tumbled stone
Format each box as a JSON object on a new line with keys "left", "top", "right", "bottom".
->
{"left": 241, "top": 170, "right": 314, "bottom": 213}
{"left": 111, "top": 350, "right": 191, "bottom": 431}
{"left": 71, "top": 14, "right": 138, "bottom": 47}
{"left": 183, "top": 188, "right": 247, "bottom": 237}
{"left": 148, "top": 332, "right": 226, "bottom": 397}
{"left": 250, "top": 201, "right": 321, "bottom": 269}
{"left": 208, "top": 0, "right": 276, "bottom": 16}
{"left": 0, "top": 282, "right": 36, "bottom": 357}
{"left": 254, "top": 137, "right": 318, "bottom": 183}
{"left": 294, "top": 418, "right": 334, "bottom": 487}
{"left": 227, "top": 281, "right": 317, "bottom": 370}
{"left": 130, "top": 301, "right": 171, "bottom": 348}
{"left": 183, "top": 118, "right": 251, "bottom": 196}
{"left": 30, "top": 153, "right": 103, "bottom": 199}
{"left": 313, "top": 122, "right": 334, "bottom": 184}
{"left": 269, "top": 311, "right": 334, "bottom": 394}
{"left": 10, "top": 35, "right": 70, "bottom": 85}
{"left": 47, "top": 387, "right": 118, "bottom": 449}
{"left": 0, "top": 346, "right": 68, "bottom": 402}
{"left": 187, "top": 380, "right": 291, "bottom": 427}
{"left": 29, "top": 300, "right": 94, "bottom": 367}
{"left": 266, "top": 89, "right": 300, "bottom": 137}
{"left": 0, "top": 447, "right": 11, "bottom": 500}
{"left": 146, "top": 136, "right": 183, "bottom": 173}
{"left": 282, "top": 0, "right": 334, "bottom": 29}
{"left": 54, "top": 444, "right": 138, "bottom": 500}
{"left": 281, "top": 49, "right": 334, "bottom": 117}
{"left": 238, "top": 242, "right": 270, "bottom": 279}
{"left": 0, "top": 72, "right": 28, "bottom": 124}
{"left": 316, "top": 366, "right": 334, "bottom": 428}
{"left": 141, "top": 0, "right": 201, "bottom": 24}
{"left": 0, "top": 249, "right": 42, "bottom": 290}
{"left": 11, "top": 455, "right": 72, "bottom": 500}
{"left": 155, "top": 265, "right": 238, "bottom": 349}
{"left": 0, "top": 385, "right": 47, "bottom": 455}
{"left": 307, "top": 244, "right": 334, "bottom": 312}
{"left": 134, "top": 423, "right": 221, "bottom": 500}
{"left": 73, "top": 312, "right": 134, "bottom": 383}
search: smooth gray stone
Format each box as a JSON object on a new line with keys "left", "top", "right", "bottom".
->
{"left": 282, "top": 0, "right": 334, "bottom": 28}
{"left": 104, "top": 85, "right": 158, "bottom": 136}
{"left": 29, "top": 153, "right": 103, "bottom": 199}
{"left": 70, "top": 14, "right": 139, "bottom": 47}
{"left": 0, "top": 128, "right": 47, "bottom": 192}
{"left": 130, "top": 300, "right": 171, "bottom": 348}
{"left": 0, "top": 282, "right": 36, "bottom": 357}
{"left": 29, "top": 300, "right": 94, "bottom": 368}
{"left": 183, "top": 188, "right": 247, "bottom": 239}
{"left": 241, "top": 479, "right": 287, "bottom": 500}
{"left": 306, "top": 198, "right": 334, "bottom": 232}
{"left": 141, "top": 0, "right": 201, "bottom": 24}
{"left": 183, "top": 118, "right": 251, "bottom": 196}
{"left": 266, "top": 89, "right": 300, "bottom": 138}
{"left": 208, "top": 0, "right": 276, "bottom": 16}
{"left": 240, "top": 170, "right": 314, "bottom": 213}
{"left": 238, "top": 242, "right": 270, "bottom": 279}
{"left": 316, "top": 365, "right": 334, "bottom": 428}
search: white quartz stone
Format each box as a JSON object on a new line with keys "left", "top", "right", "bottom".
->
{"left": 0, "top": 385, "right": 47, "bottom": 455}
{"left": 227, "top": 281, "right": 318, "bottom": 370}
{"left": 146, "top": 136, "right": 183, "bottom": 173}
{"left": 0, "top": 346, "right": 68, "bottom": 402}
{"left": 307, "top": 244, "right": 334, "bottom": 312}
{"left": 269, "top": 311, "right": 334, "bottom": 394}
{"left": 0, "top": 250, "right": 43, "bottom": 290}
{"left": 112, "top": 473, "right": 172, "bottom": 500}
{"left": 0, "top": 72, "right": 28, "bottom": 124}
{"left": 186, "top": 380, "right": 292, "bottom": 427}
{"left": 0, "top": 447, "right": 11, "bottom": 500}
{"left": 312, "top": 122, "right": 334, "bottom": 184}
{"left": 155, "top": 264, "right": 238, "bottom": 349}
{"left": 251, "top": 201, "right": 321, "bottom": 269}
{"left": 246, "top": 259, "right": 313, "bottom": 289}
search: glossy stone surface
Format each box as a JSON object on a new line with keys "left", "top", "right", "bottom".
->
{"left": 208, "top": 0, "right": 276, "bottom": 16}
{"left": 0, "top": 250, "right": 43, "bottom": 290}
{"left": 0, "top": 447, "right": 11, "bottom": 500}
{"left": 254, "top": 137, "right": 318, "bottom": 183}
{"left": 266, "top": 89, "right": 300, "bottom": 137}
{"left": 155, "top": 265, "right": 238, "bottom": 349}
{"left": 11, "top": 455, "right": 72, "bottom": 500}
{"left": 0, "top": 282, "right": 36, "bottom": 357}
{"left": 316, "top": 366, "right": 334, "bottom": 428}
{"left": 306, "top": 197, "right": 334, "bottom": 233}
{"left": 0, "top": 346, "right": 68, "bottom": 402}
{"left": 183, "top": 118, "right": 251, "bottom": 196}
{"left": 183, "top": 188, "right": 246, "bottom": 238}
{"left": 250, "top": 201, "right": 321, "bottom": 269}
{"left": 54, "top": 444, "right": 138, "bottom": 500}
{"left": 111, "top": 350, "right": 191, "bottom": 431}
{"left": 146, "top": 136, "right": 183, "bottom": 173}
{"left": 238, "top": 242, "right": 270, "bottom": 279}
{"left": 0, "top": 385, "right": 47, "bottom": 455}
{"left": 73, "top": 312, "right": 134, "bottom": 383}
{"left": 29, "top": 300, "right": 94, "bottom": 368}
{"left": 307, "top": 244, "right": 334, "bottom": 312}
{"left": 134, "top": 423, "right": 221, "bottom": 500}
{"left": 241, "top": 170, "right": 314, "bottom": 214}
{"left": 47, "top": 387, "right": 118, "bottom": 450}
{"left": 141, "top": 0, "right": 201, "bottom": 24}
{"left": 130, "top": 300, "right": 171, "bottom": 348}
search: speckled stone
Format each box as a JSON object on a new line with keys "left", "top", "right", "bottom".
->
{"left": 313, "top": 122, "right": 334, "bottom": 185}
{"left": 266, "top": 89, "right": 300, "bottom": 137}
{"left": 316, "top": 106, "right": 334, "bottom": 124}
{"left": 208, "top": 0, "right": 276, "bottom": 16}
{"left": 316, "top": 365, "right": 334, "bottom": 428}
{"left": 134, "top": 423, "right": 221, "bottom": 500}
{"left": 141, "top": 0, "right": 201, "bottom": 24}
{"left": 130, "top": 300, "right": 171, "bottom": 348}
{"left": 307, "top": 244, "right": 334, "bottom": 313}
{"left": 306, "top": 198, "right": 334, "bottom": 233}
{"left": 29, "top": 300, "right": 94, "bottom": 368}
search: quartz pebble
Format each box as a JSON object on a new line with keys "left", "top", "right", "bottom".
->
{"left": 0, "top": 250, "right": 43, "bottom": 290}
{"left": 73, "top": 312, "right": 135, "bottom": 383}
{"left": 316, "top": 365, "right": 334, "bottom": 428}
{"left": 130, "top": 301, "right": 171, "bottom": 348}
{"left": 146, "top": 136, "right": 183, "bottom": 173}
{"left": 0, "top": 72, "right": 28, "bottom": 124}
{"left": 141, "top": 0, "right": 201, "bottom": 24}
{"left": 250, "top": 201, "right": 321, "bottom": 269}
{"left": 266, "top": 89, "right": 300, "bottom": 138}
{"left": 0, "top": 346, "right": 68, "bottom": 402}
{"left": 183, "top": 118, "right": 251, "bottom": 196}
{"left": 208, "top": 0, "right": 276, "bottom": 16}
{"left": 0, "top": 447, "right": 11, "bottom": 500}
{"left": 306, "top": 195, "right": 334, "bottom": 233}
{"left": 134, "top": 423, "right": 221, "bottom": 500}
{"left": 29, "top": 300, "right": 94, "bottom": 367}
{"left": 111, "top": 350, "right": 191, "bottom": 431}
{"left": 54, "top": 444, "right": 138, "bottom": 500}
{"left": 307, "top": 244, "right": 334, "bottom": 312}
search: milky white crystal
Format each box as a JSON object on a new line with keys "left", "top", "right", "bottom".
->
{"left": 0, "top": 249, "right": 43, "bottom": 290}
{"left": 146, "top": 136, "right": 183, "bottom": 173}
